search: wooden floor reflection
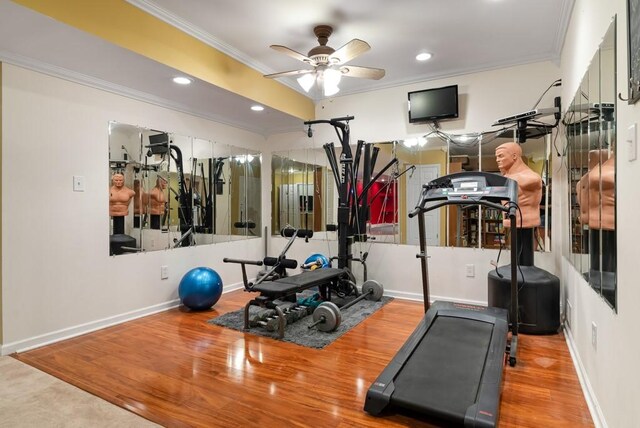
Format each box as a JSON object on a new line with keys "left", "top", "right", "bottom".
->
{"left": 14, "top": 289, "right": 593, "bottom": 427}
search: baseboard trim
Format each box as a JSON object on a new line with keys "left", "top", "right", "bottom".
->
{"left": 385, "top": 289, "right": 487, "bottom": 307}
{"left": 1, "top": 281, "right": 245, "bottom": 356}
{"left": 563, "top": 326, "right": 607, "bottom": 428}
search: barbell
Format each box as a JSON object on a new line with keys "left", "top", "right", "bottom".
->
{"left": 309, "top": 280, "right": 384, "bottom": 332}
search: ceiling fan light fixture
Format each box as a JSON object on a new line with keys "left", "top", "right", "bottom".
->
{"left": 324, "top": 68, "right": 342, "bottom": 87}
{"left": 297, "top": 74, "right": 315, "bottom": 92}
{"left": 323, "top": 83, "right": 340, "bottom": 97}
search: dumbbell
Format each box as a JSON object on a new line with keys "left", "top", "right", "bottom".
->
{"left": 256, "top": 315, "right": 285, "bottom": 331}
{"left": 248, "top": 308, "right": 276, "bottom": 327}
{"left": 308, "top": 280, "right": 384, "bottom": 332}
{"left": 249, "top": 304, "right": 309, "bottom": 331}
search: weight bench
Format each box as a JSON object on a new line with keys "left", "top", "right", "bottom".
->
{"left": 243, "top": 267, "right": 350, "bottom": 337}
{"left": 224, "top": 255, "right": 354, "bottom": 337}
{"left": 223, "top": 227, "right": 357, "bottom": 337}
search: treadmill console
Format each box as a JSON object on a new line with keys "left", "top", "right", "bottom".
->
{"left": 413, "top": 171, "right": 518, "bottom": 214}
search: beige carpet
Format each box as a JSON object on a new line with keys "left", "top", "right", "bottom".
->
{"left": 0, "top": 356, "right": 159, "bottom": 427}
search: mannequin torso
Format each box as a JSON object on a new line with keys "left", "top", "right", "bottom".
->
{"left": 495, "top": 142, "right": 542, "bottom": 228}
{"left": 589, "top": 154, "right": 615, "bottom": 230}
{"left": 149, "top": 177, "right": 167, "bottom": 216}
{"left": 109, "top": 173, "right": 135, "bottom": 217}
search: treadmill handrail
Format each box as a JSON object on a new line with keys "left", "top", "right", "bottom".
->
{"left": 409, "top": 199, "right": 509, "bottom": 218}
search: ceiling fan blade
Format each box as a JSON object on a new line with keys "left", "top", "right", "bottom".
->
{"left": 329, "top": 39, "right": 370, "bottom": 65}
{"left": 270, "top": 45, "right": 316, "bottom": 65}
{"left": 339, "top": 65, "right": 385, "bottom": 80}
{"left": 263, "top": 69, "right": 315, "bottom": 79}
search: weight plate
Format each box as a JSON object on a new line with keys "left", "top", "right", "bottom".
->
{"left": 313, "top": 302, "right": 342, "bottom": 332}
{"left": 362, "top": 280, "right": 384, "bottom": 301}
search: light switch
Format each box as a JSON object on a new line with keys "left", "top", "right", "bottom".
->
{"left": 73, "top": 176, "right": 85, "bottom": 192}
{"left": 627, "top": 123, "right": 637, "bottom": 162}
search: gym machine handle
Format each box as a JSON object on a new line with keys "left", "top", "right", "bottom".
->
{"left": 223, "top": 258, "right": 264, "bottom": 291}
{"left": 280, "top": 227, "right": 314, "bottom": 239}
{"left": 234, "top": 221, "right": 257, "bottom": 229}
{"left": 263, "top": 257, "right": 298, "bottom": 270}
{"left": 223, "top": 258, "right": 263, "bottom": 266}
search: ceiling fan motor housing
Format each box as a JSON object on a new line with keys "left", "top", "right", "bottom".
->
{"left": 308, "top": 25, "right": 336, "bottom": 64}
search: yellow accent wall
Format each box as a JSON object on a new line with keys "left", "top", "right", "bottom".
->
{"left": 14, "top": 0, "right": 314, "bottom": 121}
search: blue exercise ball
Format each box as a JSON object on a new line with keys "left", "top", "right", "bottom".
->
{"left": 304, "top": 253, "right": 330, "bottom": 270}
{"left": 178, "top": 267, "right": 223, "bottom": 310}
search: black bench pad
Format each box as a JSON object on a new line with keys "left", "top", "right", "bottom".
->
{"left": 252, "top": 268, "right": 345, "bottom": 296}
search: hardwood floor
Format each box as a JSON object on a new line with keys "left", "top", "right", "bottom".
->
{"left": 14, "top": 290, "right": 593, "bottom": 427}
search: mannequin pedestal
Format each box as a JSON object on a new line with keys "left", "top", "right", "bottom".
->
{"left": 112, "top": 216, "right": 125, "bottom": 235}
{"left": 488, "top": 228, "right": 560, "bottom": 334}
{"left": 588, "top": 229, "right": 616, "bottom": 306}
{"left": 110, "top": 234, "right": 137, "bottom": 255}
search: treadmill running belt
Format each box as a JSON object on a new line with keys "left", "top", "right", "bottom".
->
{"left": 392, "top": 315, "right": 494, "bottom": 423}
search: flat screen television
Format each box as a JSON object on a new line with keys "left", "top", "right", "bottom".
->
{"left": 408, "top": 84, "right": 459, "bottom": 123}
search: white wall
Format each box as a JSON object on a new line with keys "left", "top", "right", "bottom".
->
{"left": 1, "top": 64, "right": 267, "bottom": 353}
{"left": 560, "top": 1, "right": 640, "bottom": 427}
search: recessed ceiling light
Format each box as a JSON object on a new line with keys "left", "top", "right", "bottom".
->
{"left": 172, "top": 76, "right": 192, "bottom": 85}
{"left": 416, "top": 52, "right": 432, "bottom": 61}
{"left": 251, "top": 105, "right": 265, "bottom": 112}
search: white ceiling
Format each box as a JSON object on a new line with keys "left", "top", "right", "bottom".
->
{"left": 0, "top": 0, "right": 574, "bottom": 136}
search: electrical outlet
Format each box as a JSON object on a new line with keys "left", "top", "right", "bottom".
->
{"left": 465, "top": 264, "right": 475, "bottom": 278}
{"left": 627, "top": 123, "right": 637, "bottom": 161}
{"left": 73, "top": 175, "right": 85, "bottom": 192}
{"left": 591, "top": 321, "right": 597, "bottom": 350}
{"left": 161, "top": 265, "right": 169, "bottom": 280}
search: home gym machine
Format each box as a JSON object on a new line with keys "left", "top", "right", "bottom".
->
{"left": 365, "top": 171, "right": 520, "bottom": 428}
{"left": 303, "top": 116, "right": 398, "bottom": 279}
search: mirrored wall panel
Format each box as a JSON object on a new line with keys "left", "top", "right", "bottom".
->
{"left": 565, "top": 18, "right": 616, "bottom": 309}
{"left": 271, "top": 148, "right": 335, "bottom": 235}
{"left": 271, "top": 132, "right": 552, "bottom": 251}
{"left": 108, "top": 122, "right": 262, "bottom": 255}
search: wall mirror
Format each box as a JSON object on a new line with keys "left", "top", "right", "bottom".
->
{"left": 108, "top": 122, "right": 262, "bottom": 255}
{"left": 271, "top": 147, "right": 335, "bottom": 235}
{"left": 565, "top": 18, "right": 616, "bottom": 309}
{"left": 270, "top": 132, "right": 552, "bottom": 251}
{"left": 229, "top": 146, "right": 262, "bottom": 239}
{"left": 397, "top": 138, "right": 448, "bottom": 246}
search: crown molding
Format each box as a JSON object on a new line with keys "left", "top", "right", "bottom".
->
{"left": 553, "top": 0, "right": 576, "bottom": 58}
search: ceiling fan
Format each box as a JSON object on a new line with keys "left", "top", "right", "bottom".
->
{"left": 264, "top": 25, "right": 385, "bottom": 96}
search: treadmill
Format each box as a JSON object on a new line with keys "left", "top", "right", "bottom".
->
{"left": 364, "top": 171, "right": 520, "bottom": 427}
